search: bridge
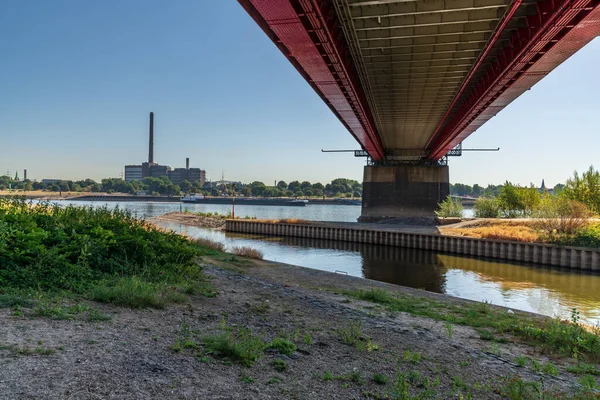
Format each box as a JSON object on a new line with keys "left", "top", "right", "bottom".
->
{"left": 238, "top": 0, "right": 600, "bottom": 220}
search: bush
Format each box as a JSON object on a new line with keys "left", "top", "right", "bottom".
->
{"left": 551, "top": 223, "right": 600, "bottom": 248}
{"left": 563, "top": 165, "right": 600, "bottom": 214}
{"left": 497, "top": 182, "right": 540, "bottom": 218}
{"left": 435, "top": 196, "right": 463, "bottom": 218}
{"left": 534, "top": 195, "right": 591, "bottom": 235}
{"left": 0, "top": 198, "right": 209, "bottom": 293}
{"left": 474, "top": 197, "right": 500, "bottom": 218}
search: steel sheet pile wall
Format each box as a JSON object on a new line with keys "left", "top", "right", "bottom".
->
{"left": 225, "top": 220, "right": 599, "bottom": 270}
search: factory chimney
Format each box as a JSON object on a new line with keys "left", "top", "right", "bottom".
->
{"left": 148, "top": 112, "right": 154, "bottom": 164}
{"left": 186, "top": 157, "right": 190, "bottom": 170}
{"left": 24, "top": 169, "right": 27, "bottom": 181}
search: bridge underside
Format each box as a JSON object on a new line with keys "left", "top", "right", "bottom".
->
{"left": 240, "top": 0, "right": 600, "bottom": 218}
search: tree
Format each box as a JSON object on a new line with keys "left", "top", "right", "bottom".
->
{"left": 563, "top": 165, "right": 600, "bottom": 214}
{"left": 179, "top": 180, "right": 193, "bottom": 193}
{"left": 300, "top": 181, "right": 312, "bottom": 191}
{"left": 288, "top": 181, "right": 300, "bottom": 192}
{"left": 276, "top": 181, "right": 288, "bottom": 190}
{"left": 312, "top": 182, "right": 324, "bottom": 191}
{"left": 249, "top": 181, "right": 266, "bottom": 197}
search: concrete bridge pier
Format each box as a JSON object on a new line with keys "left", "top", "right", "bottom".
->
{"left": 358, "top": 165, "right": 449, "bottom": 222}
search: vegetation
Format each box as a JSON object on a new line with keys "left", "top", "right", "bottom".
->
{"left": 1, "top": 175, "right": 363, "bottom": 199}
{"left": 230, "top": 246, "right": 264, "bottom": 260}
{"left": 473, "top": 197, "right": 500, "bottom": 218}
{"left": 563, "top": 165, "right": 600, "bottom": 214}
{"left": 0, "top": 198, "right": 218, "bottom": 308}
{"left": 435, "top": 196, "right": 463, "bottom": 218}
{"left": 345, "top": 288, "right": 600, "bottom": 362}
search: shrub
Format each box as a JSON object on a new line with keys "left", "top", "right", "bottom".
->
{"left": 563, "top": 165, "right": 600, "bottom": 214}
{"left": 534, "top": 195, "right": 591, "bottom": 235}
{"left": 435, "top": 196, "right": 463, "bottom": 218}
{"left": 0, "top": 198, "right": 208, "bottom": 293}
{"left": 474, "top": 197, "right": 500, "bottom": 218}
{"left": 497, "top": 182, "right": 540, "bottom": 218}
{"left": 231, "top": 246, "right": 263, "bottom": 259}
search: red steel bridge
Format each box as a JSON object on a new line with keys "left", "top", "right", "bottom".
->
{"left": 239, "top": 0, "right": 600, "bottom": 219}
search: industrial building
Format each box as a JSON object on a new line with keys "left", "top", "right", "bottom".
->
{"left": 168, "top": 158, "right": 206, "bottom": 185}
{"left": 124, "top": 112, "right": 206, "bottom": 185}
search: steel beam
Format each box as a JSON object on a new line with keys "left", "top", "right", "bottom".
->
{"left": 238, "top": 0, "right": 385, "bottom": 159}
{"left": 427, "top": 0, "right": 600, "bottom": 159}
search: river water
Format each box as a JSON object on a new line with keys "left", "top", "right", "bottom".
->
{"left": 55, "top": 200, "right": 599, "bottom": 325}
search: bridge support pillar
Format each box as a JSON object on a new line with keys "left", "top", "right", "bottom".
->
{"left": 358, "top": 165, "right": 449, "bottom": 222}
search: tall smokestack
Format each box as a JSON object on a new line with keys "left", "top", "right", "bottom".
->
{"left": 148, "top": 112, "right": 154, "bottom": 164}
{"left": 24, "top": 169, "right": 27, "bottom": 181}
{"left": 186, "top": 157, "right": 189, "bottom": 170}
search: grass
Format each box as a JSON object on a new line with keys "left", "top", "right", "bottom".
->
{"left": 0, "top": 293, "right": 35, "bottom": 308}
{"left": 230, "top": 246, "right": 263, "bottom": 259}
{"left": 31, "top": 303, "right": 89, "bottom": 320}
{"left": 271, "top": 359, "right": 288, "bottom": 372}
{"left": 87, "top": 307, "right": 111, "bottom": 322}
{"left": 343, "top": 288, "right": 600, "bottom": 362}
{"left": 337, "top": 320, "right": 364, "bottom": 348}
{"left": 0, "top": 198, "right": 218, "bottom": 309}
{"left": 192, "top": 237, "right": 225, "bottom": 252}
{"left": 373, "top": 373, "right": 389, "bottom": 385}
{"left": 403, "top": 349, "right": 422, "bottom": 364}
{"left": 515, "top": 355, "right": 528, "bottom": 367}
{"left": 267, "top": 338, "right": 296, "bottom": 356}
{"left": 91, "top": 277, "right": 169, "bottom": 309}
{"left": 201, "top": 325, "right": 267, "bottom": 367}
{"left": 322, "top": 371, "right": 333, "bottom": 381}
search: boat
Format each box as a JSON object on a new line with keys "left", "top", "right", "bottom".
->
{"left": 181, "top": 194, "right": 205, "bottom": 203}
{"left": 181, "top": 196, "right": 307, "bottom": 207}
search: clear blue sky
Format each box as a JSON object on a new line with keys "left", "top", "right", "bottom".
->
{"left": 1, "top": 1, "right": 598, "bottom": 187}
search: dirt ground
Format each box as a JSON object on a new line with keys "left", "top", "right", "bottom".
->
{"left": 154, "top": 212, "right": 227, "bottom": 230}
{"left": 0, "top": 256, "right": 592, "bottom": 399}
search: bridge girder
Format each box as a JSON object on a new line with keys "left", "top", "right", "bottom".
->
{"left": 239, "top": 0, "right": 600, "bottom": 161}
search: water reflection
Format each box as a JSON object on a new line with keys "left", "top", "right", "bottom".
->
{"left": 221, "top": 232, "right": 600, "bottom": 324}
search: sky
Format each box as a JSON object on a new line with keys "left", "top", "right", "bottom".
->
{"left": 1, "top": 1, "right": 598, "bottom": 187}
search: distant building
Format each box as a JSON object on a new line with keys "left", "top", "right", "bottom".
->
{"left": 148, "top": 164, "right": 170, "bottom": 178}
{"left": 125, "top": 165, "right": 143, "bottom": 182}
{"left": 168, "top": 167, "right": 206, "bottom": 185}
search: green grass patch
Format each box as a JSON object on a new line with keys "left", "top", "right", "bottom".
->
{"left": 202, "top": 328, "right": 266, "bottom": 367}
{"left": 342, "top": 288, "right": 600, "bottom": 362}
{"left": 0, "top": 198, "right": 216, "bottom": 301}
{"left": 271, "top": 359, "right": 288, "bottom": 372}
{"left": 268, "top": 338, "right": 296, "bottom": 356}
{"left": 31, "top": 303, "right": 89, "bottom": 320}
{"left": 372, "top": 373, "right": 389, "bottom": 385}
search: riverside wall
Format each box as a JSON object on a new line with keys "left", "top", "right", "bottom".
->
{"left": 225, "top": 220, "right": 600, "bottom": 270}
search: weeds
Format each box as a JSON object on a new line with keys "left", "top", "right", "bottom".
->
{"left": 202, "top": 327, "right": 266, "bottom": 367}
{"left": 271, "top": 359, "right": 287, "bottom": 372}
{"left": 403, "top": 349, "right": 422, "bottom": 364}
{"left": 322, "top": 371, "right": 333, "bottom": 381}
{"left": 192, "top": 237, "right": 225, "bottom": 252}
{"left": 373, "top": 374, "right": 389, "bottom": 385}
{"left": 87, "top": 307, "right": 111, "bottom": 322}
{"left": 515, "top": 355, "right": 528, "bottom": 367}
{"left": 337, "top": 320, "right": 364, "bottom": 348}
{"left": 342, "top": 289, "right": 600, "bottom": 362}
{"left": 230, "top": 246, "right": 263, "bottom": 260}
{"left": 31, "top": 303, "right": 89, "bottom": 320}
{"left": 91, "top": 277, "right": 168, "bottom": 309}
{"left": 268, "top": 338, "right": 296, "bottom": 356}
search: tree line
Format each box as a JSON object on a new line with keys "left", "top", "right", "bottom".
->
{"left": 0, "top": 176, "right": 362, "bottom": 198}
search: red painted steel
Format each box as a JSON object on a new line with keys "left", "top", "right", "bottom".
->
{"left": 428, "top": 0, "right": 600, "bottom": 159}
{"left": 425, "top": 0, "right": 524, "bottom": 151}
{"left": 239, "top": 0, "right": 385, "bottom": 159}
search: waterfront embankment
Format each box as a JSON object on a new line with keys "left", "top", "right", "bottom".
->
{"left": 225, "top": 220, "right": 600, "bottom": 269}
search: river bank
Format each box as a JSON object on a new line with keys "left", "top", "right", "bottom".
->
{"left": 2, "top": 255, "right": 598, "bottom": 399}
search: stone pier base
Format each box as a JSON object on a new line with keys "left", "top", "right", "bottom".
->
{"left": 358, "top": 165, "right": 449, "bottom": 222}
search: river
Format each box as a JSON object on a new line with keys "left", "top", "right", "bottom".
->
{"left": 54, "top": 200, "right": 599, "bottom": 325}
